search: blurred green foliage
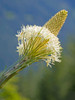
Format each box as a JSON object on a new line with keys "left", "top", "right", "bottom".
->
{"left": 0, "top": 77, "right": 30, "bottom": 100}
{"left": 0, "top": 38, "right": 75, "bottom": 100}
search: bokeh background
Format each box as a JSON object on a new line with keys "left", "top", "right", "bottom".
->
{"left": 0, "top": 0, "right": 75, "bottom": 100}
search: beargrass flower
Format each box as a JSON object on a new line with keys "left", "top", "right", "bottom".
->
{"left": 16, "top": 25, "right": 61, "bottom": 67}
{"left": 0, "top": 10, "right": 68, "bottom": 88}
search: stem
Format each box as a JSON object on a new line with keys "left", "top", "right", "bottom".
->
{"left": 0, "top": 60, "right": 27, "bottom": 89}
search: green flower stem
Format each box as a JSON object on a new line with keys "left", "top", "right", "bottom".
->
{"left": 0, "top": 59, "right": 28, "bottom": 89}
{"left": 0, "top": 55, "right": 38, "bottom": 89}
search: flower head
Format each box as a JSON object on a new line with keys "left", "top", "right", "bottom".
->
{"left": 16, "top": 25, "right": 61, "bottom": 67}
{"left": 16, "top": 10, "right": 68, "bottom": 67}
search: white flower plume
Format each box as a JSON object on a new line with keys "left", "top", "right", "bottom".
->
{"left": 16, "top": 25, "right": 62, "bottom": 67}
